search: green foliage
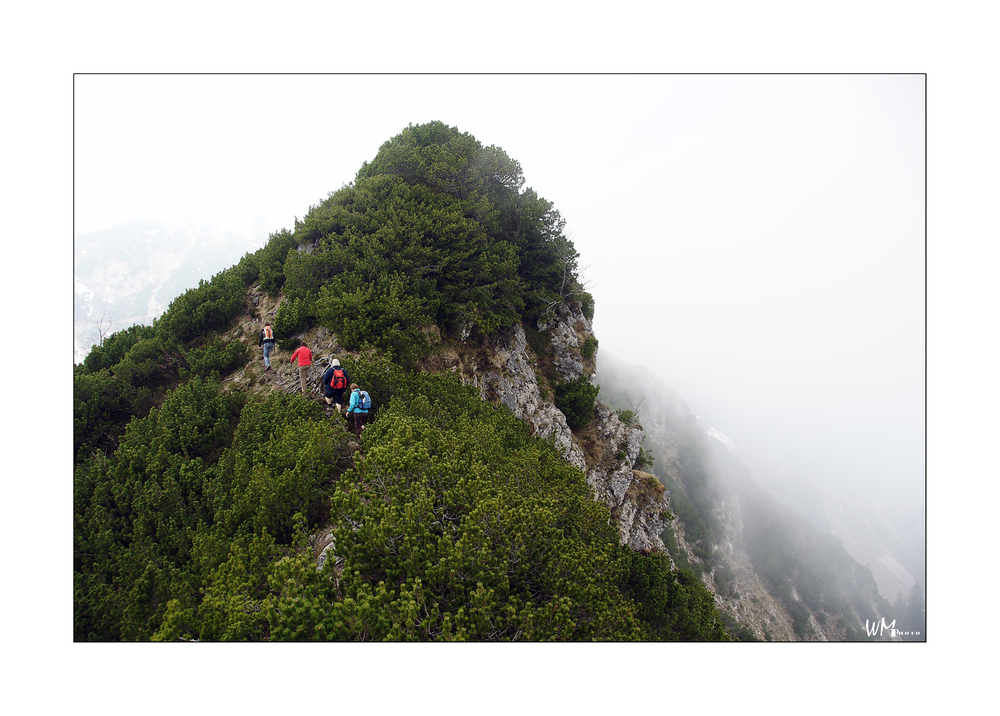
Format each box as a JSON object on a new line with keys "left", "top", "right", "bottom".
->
{"left": 634, "top": 446, "right": 655, "bottom": 471}
{"left": 619, "top": 555, "right": 730, "bottom": 641}
{"left": 278, "top": 122, "right": 584, "bottom": 347}
{"left": 581, "top": 335, "right": 598, "bottom": 361}
{"left": 555, "top": 376, "right": 599, "bottom": 430}
{"left": 230, "top": 250, "right": 261, "bottom": 289}
{"left": 339, "top": 352, "right": 406, "bottom": 413}
{"left": 82, "top": 323, "right": 156, "bottom": 374}
{"left": 73, "top": 331, "right": 186, "bottom": 461}
{"left": 76, "top": 359, "right": 730, "bottom": 642}
{"left": 615, "top": 408, "right": 637, "bottom": 426}
{"left": 257, "top": 229, "right": 297, "bottom": 296}
{"left": 185, "top": 529, "right": 281, "bottom": 641}
{"left": 74, "top": 380, "right": 347, "bottom": 641}
{"left": 273, "top": 296, "right": 315, "bottom": 350}
{"left": 315, "top": 272, "right": 431, "bottom": 366}
{"left": 181, "top": 339, "right": 249, "bottom": 379}
{"left": 718, "top": 608, "right": 760, "bottom": 641}
{"left": 74, "top": 369, "right": 135, "bottom": 459}
{"left": 356, "top": 121, "right": 523, "bottom": 215}
{"left": 508, "top": 189, "right": 584, "bottom": 321}
{"left": 158, "top": 269, "right": 247, "bottom": 343}
{"left": 261, "top": 373, "right": 727, "bottom": 641}
{"left": 523, "top": 323, "right": 552, "bottom": 360}
{"left": 76, "top": 247, "right": 264, "bottom": 464}
{"left": 292, "top": 174, "right": 522, "bottom": 360}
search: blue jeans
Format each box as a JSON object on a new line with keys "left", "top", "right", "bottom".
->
{"left": 263, "top": 342, "right": 273, "bottom": 368}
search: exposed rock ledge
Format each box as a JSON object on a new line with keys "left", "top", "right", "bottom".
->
{"left": 465, "top": 305, "right": 670, "bottom": 554}
{"left": 538, "top": 302, "right": 592, "bottom": 381}
{"left": 586, "top": 403, "right": 671, "bottom": 553}
{"left": 470, "top": 325, "right": 587, "bottom": 472}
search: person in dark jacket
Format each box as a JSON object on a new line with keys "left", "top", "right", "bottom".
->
{"left": 259, "top": 323, "right": 276, "bottom": 371}
{"left": 319, "top": 358, "right": 350, "bottom": 415}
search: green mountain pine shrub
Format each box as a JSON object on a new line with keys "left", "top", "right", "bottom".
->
{"left": 75, "top": 363, "right": 730, "bottom": 641}
{"left": 263, "top": 372, "right": 728, "bottom": 641}
{"left": 74, "top": 379, "right": 349, "bottom": 641}
{"left": 257, "top": 228, "right": 297, "bottom": 297}
{"left": 273, "top": 295, "right": 315, "bottom": 350}
{"left": 555, "top": 376, "right": 599, "bottom": 430}
{"left": 181, "top": 339, "right": 249, "bottom": 379}
{"left": 82, "top": 323, "right": 156, "bottom": 374}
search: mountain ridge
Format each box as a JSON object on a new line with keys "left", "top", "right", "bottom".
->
{"left": 74, "top": 122, "right": 729, "bottom": 641}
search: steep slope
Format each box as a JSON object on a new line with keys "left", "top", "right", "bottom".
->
{"left": 750, "top": 463, "right": 924, "bottom": 608}
{"left": 596, "top": 353, "right": 899, "bottom": 641}
{"left": 218, "top": 284, "right": 670, "bottom": 556}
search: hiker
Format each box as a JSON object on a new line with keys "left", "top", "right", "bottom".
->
{"left": 289, "top": 341, "right": 313, "bottom": 396}
{"left": 346, "top": 383, "right": 370, "bottom": 437}
{"left": 259, "top": 323, "right": 276, "bottom": 371}
{"left": 320, "top": 358, "right": 350, "bottom": 415}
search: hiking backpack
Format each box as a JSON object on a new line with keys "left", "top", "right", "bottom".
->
{"left": 330, "top": 368, "right": 347, "bottom": 390}
{"left": 359, "top": 390, "right": 372, "bottom": 411}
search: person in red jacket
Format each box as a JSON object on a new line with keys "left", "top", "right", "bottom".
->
{"left": 289, "top": 341, "right": 313, "bottom": 396}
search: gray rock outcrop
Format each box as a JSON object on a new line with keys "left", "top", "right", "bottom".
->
{"left": 471, "top": 325, "right": 587, "bottom": 472}
{"left": 585, "top": 403, "right": 671, "bottom": 552}
{"left": 538, "top": 303, "right": 593, "bottom": 381}
{"left": 467, "top": 304, "right": 669, "bottom": 553}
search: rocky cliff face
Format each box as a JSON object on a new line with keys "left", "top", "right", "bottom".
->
{"left": 584, "top": 404, "right": 671, "bottom": 553}
{"left": 440, "top": 302, "right": 672, "bottom": 554}
{"left": 461, "top": 323, "right": 587, "bottom": 473}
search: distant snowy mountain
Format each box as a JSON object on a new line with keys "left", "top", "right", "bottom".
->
{"left": 74, "top": 220, "right": 269, "bottom": 362}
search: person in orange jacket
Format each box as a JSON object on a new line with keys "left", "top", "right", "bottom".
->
{"left": 289, "top": 341, "right": 313, "bottom": 396}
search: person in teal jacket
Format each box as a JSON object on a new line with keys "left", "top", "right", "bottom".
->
{"left": 346, "top": 383, "right": 369, "bottom": 437}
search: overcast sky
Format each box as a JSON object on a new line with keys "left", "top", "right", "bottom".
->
{"left": 75, "top": 73, "right": 925, "bottom": 516}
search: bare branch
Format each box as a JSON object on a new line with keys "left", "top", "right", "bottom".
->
{"left": 95, "top": 310, "right": 117, "bottom": 347}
